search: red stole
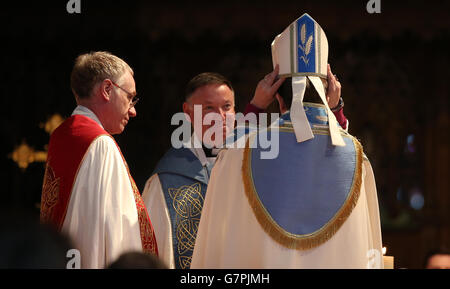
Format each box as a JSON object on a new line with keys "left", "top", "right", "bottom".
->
{"left": 40, "top": 114, "right": 158, "bottom": 256}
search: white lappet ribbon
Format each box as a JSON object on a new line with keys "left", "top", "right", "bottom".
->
{"left": 290, "top": 76, "right": 314, "bottom": 142}
{"left": 290, "top": 75, "right": 345, "bottom": 147}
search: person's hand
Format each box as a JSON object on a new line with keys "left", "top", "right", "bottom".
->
{"left": 251, "top": 64, "right": 285, "bottom": 110}
{"left": 326, "top": 64, "right": 341, "bottom": 109}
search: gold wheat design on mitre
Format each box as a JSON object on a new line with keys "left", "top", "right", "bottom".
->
{"left": 299, "top": 23, "right": 313, "bottom": 65}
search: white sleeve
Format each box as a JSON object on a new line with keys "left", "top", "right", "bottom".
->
{"left": 61, "top": 136, "right": 142, "bottom": 269}
{"left": 142, "top": 174, "right": 175, "bottom": 269}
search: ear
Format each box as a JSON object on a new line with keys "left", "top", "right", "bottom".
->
{"left": 182, "top": 102, "right": 193, "bottom": 124}
{"left": 276, "top": 93, "right": 287, "bottom": 114}
{"left": 182, "top": 101, "right": 190, "bottom": 114}
{"left": 99, "top": 79, "right": 113, "bottom": 101}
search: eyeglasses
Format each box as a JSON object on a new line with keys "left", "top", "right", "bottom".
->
{"left": 110, "top": 80, "right": 139, "bottom": 108}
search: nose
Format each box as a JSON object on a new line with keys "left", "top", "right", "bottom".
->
{"left": 218, "top": 108, "right": 226, "bottom": 121}
{"left": 129, "top": 106, "right": 137, "bottom": 117}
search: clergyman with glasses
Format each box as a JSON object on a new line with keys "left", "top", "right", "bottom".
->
{"left": 40, "top": 51, "right": 158, "bottom": 268}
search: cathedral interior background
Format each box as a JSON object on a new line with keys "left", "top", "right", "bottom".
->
{"left": 1, "top": 0, "right": 448, "bottom": 268}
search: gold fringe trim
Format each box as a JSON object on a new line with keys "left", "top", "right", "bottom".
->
{"left": 241, "top": 136, "right": 363, "bottom": 250}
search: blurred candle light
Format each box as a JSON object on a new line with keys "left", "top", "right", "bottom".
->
{"left": 382, "top": 246, "right": 394, "bottom": 269}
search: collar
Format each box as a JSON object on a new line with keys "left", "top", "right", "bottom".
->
{"left": 71, "top": 105, "right": 104, "bottom": 129}
{"left": 183, "top": 133, "right": 217, "bottom": 167}
{"left": 203, "top": 145, "right": 220, "bottom": 158}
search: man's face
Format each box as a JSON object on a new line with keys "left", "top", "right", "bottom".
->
{"left": 183, "top": 84, "right": 235, "bottom": 147}
{"left": 105, "top": 70, "right": 137, "bottom": 135}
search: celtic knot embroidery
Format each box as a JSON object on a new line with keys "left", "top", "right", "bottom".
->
{"left": 40, "top": 163, "right": 60, "bottom": 224}
{"left": 168, "top": 182, "right": 204, "bottom": 269}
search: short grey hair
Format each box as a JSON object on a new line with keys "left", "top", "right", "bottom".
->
{"left": 70, "top": 51, "right": 133, "bottom": 99}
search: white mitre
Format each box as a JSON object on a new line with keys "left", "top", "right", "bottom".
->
{"left": 271, "top": 13, "right": 345, "bottom": 146}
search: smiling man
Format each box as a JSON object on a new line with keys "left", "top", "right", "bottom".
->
{"left": 40, "top": 51, "right": 158, "bottom": 268}
{"left": 182, "top": 73, "right": 237, "bottom": 149}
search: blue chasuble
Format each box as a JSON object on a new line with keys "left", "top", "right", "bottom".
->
{"left": 242, "top": 103, "right": 363, "bottom": 250}
{"left": 153, "top": 147, "right": 212, "bottom": 269}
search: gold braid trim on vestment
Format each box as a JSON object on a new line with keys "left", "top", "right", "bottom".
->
{"left": 40, "top": 163, "right": 60, "bottom": 225}
{"left": 114, "top": 135, "right": 158, "bottom": 256}
{"left": 241, "top": 136, "right": 363, "bottom": 250}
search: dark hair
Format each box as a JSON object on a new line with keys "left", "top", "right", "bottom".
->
{"left": 185, "top": 72, "right": 234, "bottom": 101}
{"left": 107, "top": 251, "right": 168, "bottom": 269}
{"left": 277, "top": 77, "right": 328, "bottom": 110}
{"left": 0, "top": 208, "right": 73, "bottom": 268}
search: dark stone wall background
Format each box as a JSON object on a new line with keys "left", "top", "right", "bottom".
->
{"left": 1, "top": 0, "right": 448, "bottom": 268}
